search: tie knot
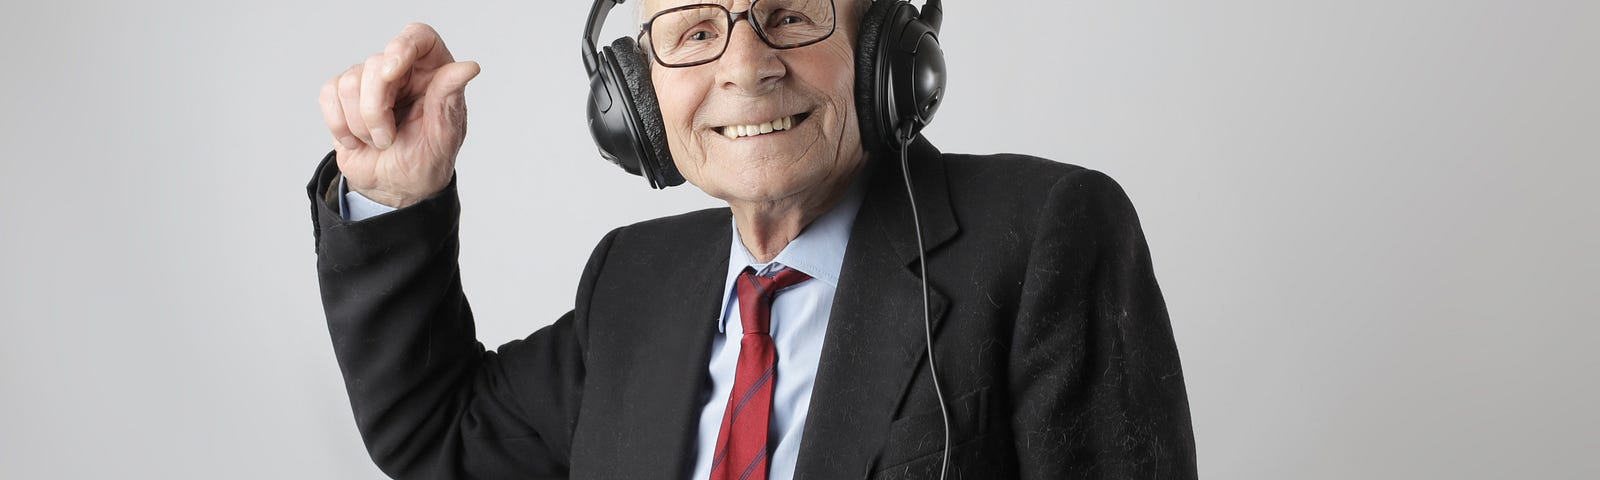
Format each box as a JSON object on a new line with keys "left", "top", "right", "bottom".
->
{"left": 735, "top": 266, "right": 811, "bottom": 334}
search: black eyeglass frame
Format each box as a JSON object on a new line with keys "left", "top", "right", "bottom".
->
{"left": 639, "top": 0, "right": 838, "bottom": 68}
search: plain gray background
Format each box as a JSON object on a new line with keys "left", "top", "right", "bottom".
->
{"left": 1, "top": 0, "right": 1595, "bottom": 478}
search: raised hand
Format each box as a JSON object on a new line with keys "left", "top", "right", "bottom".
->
{"left": 319, "top": 23, "right": 481, "bottom": 209}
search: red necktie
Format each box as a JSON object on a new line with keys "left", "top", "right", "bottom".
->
{"left": 709, "top": 266, "right": 812, "bottom": 480}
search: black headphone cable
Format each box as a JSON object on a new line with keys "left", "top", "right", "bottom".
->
{"left": 897, "top": 131, "right": 950, "bottom": 480}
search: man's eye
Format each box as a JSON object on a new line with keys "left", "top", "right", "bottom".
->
{"left": 766, "top": 11, "right": 810, "bottom": 28}
{"left": 686, "top": 29, "right": 715, "bottom": 42}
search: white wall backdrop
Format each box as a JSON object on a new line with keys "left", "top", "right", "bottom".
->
{"left": 1, "top": 1, "right": 1595, "bottom": 478}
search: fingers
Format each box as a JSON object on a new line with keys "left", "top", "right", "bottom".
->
{"left": 321, "top": 23, "right": 463, "bottom": 151}
{"left": 360, "top": 53, "right": 396, "bottom": 148}
{"left": 320, "top": 70, "right": 361, "bottom": 150}
{"left": 382, "top": 23, "right": 453, "bottom": 84}
{"left": 361, "top": 24, "right": 455, "bottom": 149}
{"left": 337, "top": 63, "right": 373, "bottom": 147}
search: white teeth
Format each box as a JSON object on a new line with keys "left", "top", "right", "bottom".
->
{"left": 721, "top": 115, "right": 797, "bottom": 139}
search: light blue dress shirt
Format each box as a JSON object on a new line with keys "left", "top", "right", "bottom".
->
{"left": 337, "top": 175, "right": 864, "bottom": 480}
{"left": 689, "top": 182, "right": 863, "bottom": 480}
{"left": 336, "top": 175, "right": 400, "bottom": 221}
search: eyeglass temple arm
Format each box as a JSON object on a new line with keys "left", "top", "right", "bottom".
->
{"left": 582, "top": 0, "right": 625, "bottom": 75}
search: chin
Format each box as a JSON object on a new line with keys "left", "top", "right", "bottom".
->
{"left": 689, "top": 153, "right": 818, "bottom": 204}
{"left": 715, "top": 168, "right": 812, "bottom": 205}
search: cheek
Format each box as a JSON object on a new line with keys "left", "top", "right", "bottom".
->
{"left": 815, "top": 45, "right": 862, "bottom": 145}
{"left": 652, "top": 74, "right": 695, "bottom": 130}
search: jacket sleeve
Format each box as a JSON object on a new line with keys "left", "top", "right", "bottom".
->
{"left": 305, "top": 150, "right": 611, "bottom": 479}
{"left": 1008, "top": 167, "right": 1198, "bottom": 479}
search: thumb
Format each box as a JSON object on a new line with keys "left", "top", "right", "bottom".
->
{"left": 427, "top": 60, "right": 480, "bottom": 135}
{"left": 428, "top": 60, "right": 481, "bottom": 99}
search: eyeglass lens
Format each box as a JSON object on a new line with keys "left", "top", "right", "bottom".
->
{"left": 648, "top": 0, "right": 836, "bottom": 67}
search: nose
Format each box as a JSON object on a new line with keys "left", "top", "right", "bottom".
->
{"left": 715, "top": 19, "right": 786, "bottom": 96}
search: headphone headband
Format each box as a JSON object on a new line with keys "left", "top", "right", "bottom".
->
{"left": 921, "top": 0, "right": 942, "bottom": 30}
{"left": 581, "top": 0, "right": 621, "bottom": 75}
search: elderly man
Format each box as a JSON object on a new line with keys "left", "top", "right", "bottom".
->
{"left": 307, "top": 0, "right": 1197, "bottom": 478}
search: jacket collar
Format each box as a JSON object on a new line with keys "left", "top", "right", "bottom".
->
{"left": 792, "top": 136, "right": 962, "bottom": 478}
{"left": 868, "top": 136, "right": 960, "bottom": 265}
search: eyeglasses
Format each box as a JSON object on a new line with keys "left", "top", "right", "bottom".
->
{"left": 641, "top": 0, "right": 838, "bottom": 68}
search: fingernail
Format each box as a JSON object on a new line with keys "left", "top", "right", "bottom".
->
{"left": 382, "top": 56, "right": 399, "bottom": 77}
{"left": 372, "top": 128, "right": 393, "bottom": 149}
{"left": 338, "top": 135, "right": 362, "bottom": 150}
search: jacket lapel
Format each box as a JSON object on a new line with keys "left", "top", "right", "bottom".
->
{"left": 585, "top": 211, "right": 731, "bottom": 479}
{"left": 793, "top": 137, "right": 960, "bottom": 479}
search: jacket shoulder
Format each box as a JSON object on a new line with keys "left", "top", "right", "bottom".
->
{"left": 938, "top": 151, "right": 1134, "bottom": 222}
{"left": 942, "top": 151, "right": 1091, "bottom": 179}
{"left": 580, "top": 207, "right": 731, "bottom": 284}
{"left": 606, "top": 207, "right": 730, "bottom": 250}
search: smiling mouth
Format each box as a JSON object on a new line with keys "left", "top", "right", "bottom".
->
{"left": 716, "top": 112, "right": 814, "bottom": 139}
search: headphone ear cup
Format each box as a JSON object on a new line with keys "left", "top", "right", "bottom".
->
{"left": 854, "top": 0, "right": 897, "bottom": 156}
{"left": 609, "top": 36, "right": 683, "bottom": 187}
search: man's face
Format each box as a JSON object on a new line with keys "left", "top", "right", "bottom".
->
{"left": 643, "top": 0, "right": 865, "bottom": 205}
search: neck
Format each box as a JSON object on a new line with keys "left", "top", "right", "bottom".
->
{"left": 729, "top": 168, "right": 862, "bottom": 263}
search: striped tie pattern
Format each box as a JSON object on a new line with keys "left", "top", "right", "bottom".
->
{"left": 709, "top": 266, "right": 812, "bottom": 480}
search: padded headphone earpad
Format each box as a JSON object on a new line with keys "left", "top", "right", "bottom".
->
{"left": 609, "top": 36, "right": 682, "bottom": 186}
{"left": 854, "top": 0, "right": 897, "bottom": 155}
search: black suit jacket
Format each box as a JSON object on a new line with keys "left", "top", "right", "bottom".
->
{"left": 306, "top": 137, "right": 1197, "bottom": 479}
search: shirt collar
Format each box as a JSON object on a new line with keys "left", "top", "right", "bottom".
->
{"left": 717, "top": 176, "right": 866, "bottom": 333}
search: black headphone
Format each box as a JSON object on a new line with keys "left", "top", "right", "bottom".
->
{"left": 581, "top": 0, "right": 946, "bottom": 189}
